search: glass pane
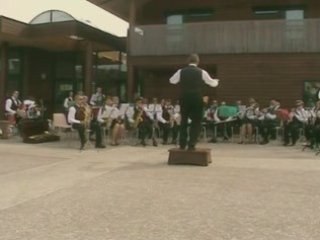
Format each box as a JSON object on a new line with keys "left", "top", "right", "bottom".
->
{"left": 52, "top": 10, "right": 74, "bottom": 22}
{"left": 286, "top": 10, "right": 304, "bottom": 20}
{"left": 8, "top": 58, "right": 20, "bottom": 74}
{"left": 30, "top": 12, "right": 51, "bottom": 24}
{"left": 167, "top": 15, "right": 183, "bottom": 25}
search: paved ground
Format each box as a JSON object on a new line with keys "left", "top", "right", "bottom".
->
{"left": 0, "top": 137, "right": 320, "bottom": 240}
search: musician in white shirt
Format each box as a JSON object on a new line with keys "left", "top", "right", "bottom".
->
{"left": 284, "top": 100, "right": 308, "bottom": 146}
{"left": 98, "top": 97, "right": 125, "bottom": 146}
{"left": 5, "top": 90, "right": 22, "bottom": 125}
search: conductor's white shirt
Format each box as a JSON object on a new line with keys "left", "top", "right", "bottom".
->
{"left": 169, "top": 64, "right": 219, "bottom": 87}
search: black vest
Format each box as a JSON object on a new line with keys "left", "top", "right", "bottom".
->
{"left": 6, "top": 97, "right": 19, "bottom": 112}
{"left": 180, "top": 65, "right": 203, "bottom": 96}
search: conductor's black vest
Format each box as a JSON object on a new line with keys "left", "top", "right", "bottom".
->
{"left": 180, "top": 65, "right": 203, "bottom": 96}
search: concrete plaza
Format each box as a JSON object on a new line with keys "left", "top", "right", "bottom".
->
{"left": 0, "top": 138, "right": 319, "bottom": 240}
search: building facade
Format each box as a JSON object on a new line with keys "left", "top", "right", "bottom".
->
{"left": 90, "top": 0, "right": 320, "bottom": 107}
{"left": 0, "top": 12, "right": 126, "bottom": 118}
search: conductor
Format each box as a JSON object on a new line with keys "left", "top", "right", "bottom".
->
{"left": 169, "top": 54, "right": 219, "bottom": 150}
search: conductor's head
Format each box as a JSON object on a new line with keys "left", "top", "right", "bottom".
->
{"left": 187, "top": 54, "right": 200, "bottom": 65}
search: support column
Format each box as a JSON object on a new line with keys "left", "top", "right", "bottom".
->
{"left": 127, "top": 0, "right": 136, "bottom": 101}
{"left": 22, "top": 48, "right": 30, "bottom": 98}
{"left": 0, "top": 43, "right": 8, "bottom": 119}
{"left": 84, "top": 42, "right": 93, "bottom": 97}
{"left": 127, "top": 63, "right": 135, "bottom": 101}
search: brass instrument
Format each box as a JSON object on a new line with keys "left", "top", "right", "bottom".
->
{"left": 75, "top": 103, "right": 91, "bottom": 128}
{"left": 133, "top": 107, "right": 144, "bottom": 129}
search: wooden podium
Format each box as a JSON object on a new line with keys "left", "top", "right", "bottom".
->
{"left": 168, "top": 148, "right": 212, "bottom": 166}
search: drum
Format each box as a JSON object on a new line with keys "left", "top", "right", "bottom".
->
{"left": 16, "top": 109, "right": 27, "bottom": 119}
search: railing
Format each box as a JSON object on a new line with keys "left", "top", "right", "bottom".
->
{"left": 129, "top": 19, "right": 320, "bottom": 56}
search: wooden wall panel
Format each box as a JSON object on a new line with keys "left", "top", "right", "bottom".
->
{"left": 133, "top": 53, "right": 320, "bottom": 108}
{"left": 137, "top": 0, "right": 320, "bottom": 24}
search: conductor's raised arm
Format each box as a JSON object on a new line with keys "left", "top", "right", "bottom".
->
{"left": 169, "top": 70, "right": 181, "bottom": 84}
{"left": 202, "top": 70, "right": 219, "bottom": 87}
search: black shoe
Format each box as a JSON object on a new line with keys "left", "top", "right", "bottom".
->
{"left": 95, "top": 145, "right": 106, "bottom": 149}
{"left": 153, "top": 140, "right": 158, "bottom": 147}
{"left": 260, "top": 140, "right": 269, "bottom": 145}
{"left": 187, "top": 145, "right": 195, "bottom": 151}
{"left": 179, "top": 145, "right": 186, "bottom": 150}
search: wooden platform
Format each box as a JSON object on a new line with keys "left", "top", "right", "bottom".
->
{"left": 168, "top": 148, "right": 212, "bottom": 166}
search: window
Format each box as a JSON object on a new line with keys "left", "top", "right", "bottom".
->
{"left": 285, "top": 10, "right": 304, "bottom": 20}
{"left": 166, "top": 9, "right": 214, "bottom": 24}
{"left": 167, "top": 15, "right": 183, "bottom": 25}
{"left": 30, "top": 10, "right": 74, "bottom": 24}
{"left": 253, "top": 6, "right": 305, "bottom": 20}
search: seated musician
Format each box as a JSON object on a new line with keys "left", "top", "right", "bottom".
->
{"left": 158, "top": 99, "right": 172, "bottom": 145}
{"left": 111, "top": 99, "right": 126, "bottom": 146}
{"left": 239, "top": 98, "right": 259, "bottom": 144}
{"left": 133, "top": 97, "right": 154, "bottom": 146}
{"left": 5, "top": 90, "right": 22, "bottom": 126}
{"left": 259, "top": 99, "right": 280, "bottom": 144}
{"left": 283, "top": 100, "right": 308, "bottom": 146}
{"left": 63, "top": 91, "right": 74, "bottom": 114}
{"left": 147, "top": 97, "right": 161, "bottom": 145}
{"left": 214, "top": 101, "right": 236, "bottom": 141}
{"left": 309, "top": 100, "right": 320, "bottom": 148}
{"left": 205, "top": 99, "right": 219, "bottom": 143}
{"left": 23, "top": 97, "right": 42, "bottom": 119}
{"left": 68, "top": 95, "right": 105, "bottom": 150}
{"left": 171, "top": 100, "right": 181, "bottom": 144}
{"left": 97, "top": 97, "right": 125, "bottom": 146}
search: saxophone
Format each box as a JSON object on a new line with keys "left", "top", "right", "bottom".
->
{"left": 133, "top": 107, "right": 144, "bottom": 129}
{"left": 83, "top": 104, "right": 92, "bottom": 129}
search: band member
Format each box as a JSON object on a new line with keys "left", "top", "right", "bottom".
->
{"left": 5, "top": 90, "right": 22, "bottom": 125}
{"left": 309, "top": 100, "right": 320, "bottom": 148}
{"left": 98, "top": 97, "right": 125, "bottom": 146}
{"left": 171, "top": 100, "right": 181, "bottom": 144}
{"left": 63, "top": 91, "right": 74, "bottom": 113}
{"left": 214, "top": 101, "right": 234, "bottom": 141}
{"left": 259, "top": 99, "right": 280, "bottom": 144}
{"left": 239, "top": 98, "right": 259, "bottom": 144}
{"left": 169, "top": 54, "right": 219, "bottom": 150}
{"left": 133, "top": 97, "right": 155, "bottom": 146}
{"left": 23, "top": 96, "right": 41, "bottom": 119}
{"left": 68, "top": 95, "right": 105, "bottom": 150}
{"left": 147, "top": 98, "right": 161, "bottom": 144}
{"left": 205, "top": 99, "right": 219, "bottom": 143}
{"left": 90, "top": 87, "right": 105, "bottom": 107}
{"left": 158, "top": 99, "right": 172, "bottom": 145}
{"left": 283, "top": 100, "right": 308, "bottom": 146}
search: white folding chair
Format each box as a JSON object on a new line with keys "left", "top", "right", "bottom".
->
{"left": 52, "top": 113, "right": 75, "bottom": 141}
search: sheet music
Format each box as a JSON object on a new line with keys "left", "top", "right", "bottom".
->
{"left": 119, "top": 103, "right": 130, "bottom": 116}
{"left": 101, "top": 106, "right": 119, "bottom": 119}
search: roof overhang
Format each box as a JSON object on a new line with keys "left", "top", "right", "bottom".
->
{"left": 87, "top": 0, "right": 152, "bottom": 21}
{"left": 0, "top": 16, "right": 126, "bottom": 52}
